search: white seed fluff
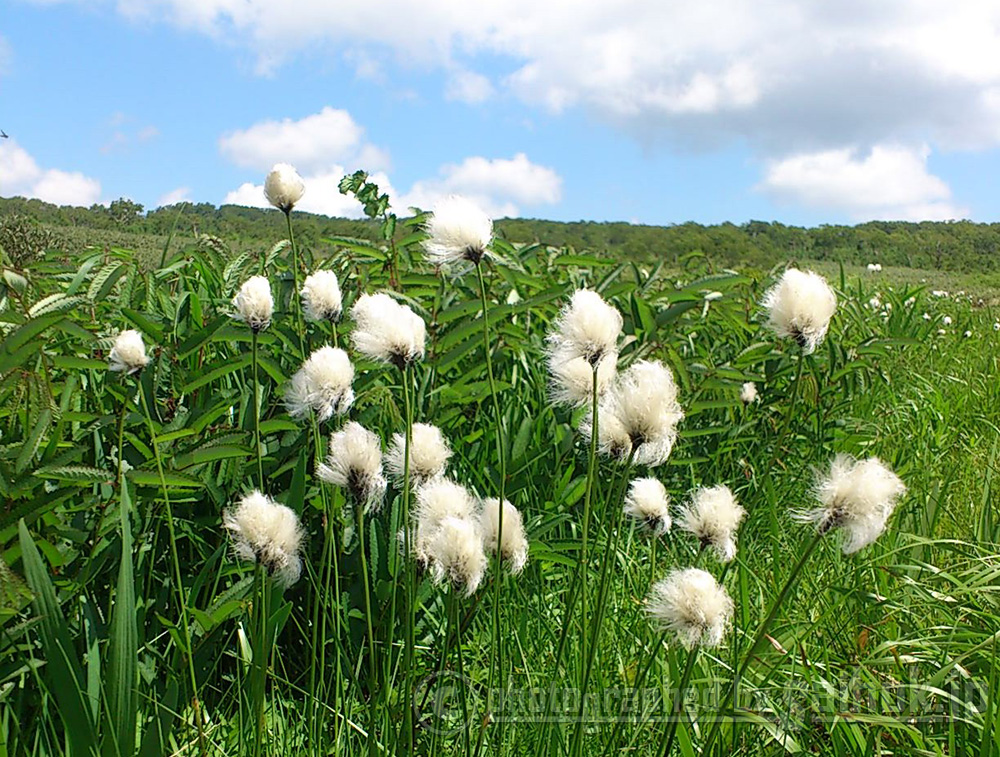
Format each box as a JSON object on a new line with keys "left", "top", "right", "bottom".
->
{"left": 386, "top": 422, "right": 452, "bottom": 486}
{"left": 411, "top": 478, "right": 478, "bottom": 564}
{"left": 677, "top": 484, "right": 746, "bottom": 562}
{"left": 740, "top": 381, "right": 758, "bottom": 404}
{"left": 350, "top": 292, "right": 426, "bottom": 366}
{"left": 317, "top": 421, "right": 387, "bottom": 511}
{"left": 479, "top": 498, "right": 529, "bottom": 574}
{"left": 547, "top": 342, "right": 618, "bottom": 408}
{"left": 762, "top": 269, "right": 837, "bottom": 354}
{"left": 547, "top": 289, "right": 623, "bottom": 367}
{"left": 108, "top": 329, "right": 150, "bottom": 375}
{"left": 427, "top": 516, "right": 488, "bottom": 596}
{"left": 232, "top": 276, "right": 274, "bottom": 333}
{"left": 797, "top": 454, "right": 907, "bottom": 554}
{"left": 285, "top": 346, "right": 354, "bottom": 422}
{"left": 624, "top": 477, "right": 672, "bottom": 535}
{"left": 301, "top": 270, "right": 343, "bottom": 322}
{"left": 585, "top": 360, "right": 684, "bottom": 467}
{"left": 223, "top": 490, "right": 304, "bottom": 587}
{"left": 647, "top": 568, "right": 734, "bottom": 649}
{"left": 423, "top": 195, "right": 494, "bottom": 266}
{"left": 264, "top": 163, "right": 305, "bottom": 213}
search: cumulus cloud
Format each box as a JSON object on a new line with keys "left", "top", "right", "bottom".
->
{"left": 757, "top": 144, "right": 968, "bottom": 222}
{"left": 445, "top": 70, "right": 494, "bottom": 104}
{"left": 219, "top": 107, "right": 389, "bottom": 173}
{"left": 157, "top": 186, "right": 191, "bottom": 207}
{"left": 0, "top": 140, "right": 101, "bottom": 206}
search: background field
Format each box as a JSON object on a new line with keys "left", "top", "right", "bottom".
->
{"left": 1, "top": 196, "right": 999, "bottom": 756}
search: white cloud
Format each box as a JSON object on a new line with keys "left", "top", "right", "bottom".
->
{"left": 0, "top": 140, "right": 101, "bottom": 206}
{"left": 445, "top": 70, "right": 494, "bottom": 104}
{"left": 218, "top": 107, "right": 388, "bottom": 173}
{"left": 157, "top": 186, "right": 191, "bottom": 207}
{"left": 224, "top": 167, "right": 399, "bottom": 218}
{"left": 757, "top": 143, "right": 969, "bottom": 221}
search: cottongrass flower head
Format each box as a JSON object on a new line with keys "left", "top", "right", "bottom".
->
{"left": 423, "top": 195, "right": 493, "bottom": 266}
{"left": 264, "top": 163, "right": 305, "bottom": 213}
{"left": 386, "top": 422, "right": 452, "bottom": 487}
{"left": 285, "top": 346, "right": 354, "bottom": 422}
{"left": 108, "top": 329, "right": 150, "bottom": 375}
{"left": 479, "top": 498, "right": 529, "bottom": 574}
{"left": 740, "top": 382, "right": 758, "bottom": 404}
{"left": 647, "top": 568, "right": 734, "bottom": 649}
{"left": 678, "top": 484, "right": 745, "bottom": 562}
{"left": 317, "top": 421, "right": 387, "bottom": 512}
{"left": 797, "top": 454, "right": 906, "bottom": 554}
{"left": 427, "top": 516, "right": 488, "bottom": 596}
{"left": 585, "top": 360, "right": 684, "bottom": 466}
{"left": 233, "top": 276, "right": 274, "bottom": 333}
{"left": 301, "top": 270, "right": 343, "bottom": 322}
{"left": 350, "top": 292, "right": 426, "bottom": 368}
{"left": 410, "top": 478, "right": 478, "bottom": 563}
{"left": 547, "top": 347, "right": 617, "bottom": 408}
{"left": 547, "top": 289, "right": 623, "bottom": 367}
{"left": 624, "top": 477, "right": 672, "bottom": 535}
{"left": 223, "top": 490, "right": 304, "bottom": 588}
{"left": 762, "top": 268, "right": 837, "bottom": 353}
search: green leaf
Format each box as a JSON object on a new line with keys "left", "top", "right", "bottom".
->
{"left": 174, "top": 445, "right": 250, "bottom": 469}
{"left": 16, "top": 408, "right": 52, "bottom": 473}
{"left": 18, "top": 520, "right": 100, "bottom": 755}
{"left": 33, "top": 465, "right": 112, "bottom": 485}
{"left": 180, "top": 353, "right": 252, "bottom": 393}
{"left": 128, "top": 470, "right": 206, "bottom": 489}
{"left": 28, "top": 293, "right": 87, "bottom": 318}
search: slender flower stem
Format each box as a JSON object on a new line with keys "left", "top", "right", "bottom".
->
{"left": 600, "top": 631, "right": 668, "bottom": 757}
{"left": 137, "top": 386, "right": 206, "bottom": 755}
{"left": 285, "top": 210, "right": 307, "bottom": 360}
{"left": 770, "top": 350, "right": 806, "bottom": 468}
{"left": 699, "top": 530, "right": 825, "bottom": 754}
{"left": 475, "top": 262, "right": 508, "bottom": 754}
{"left": 655, "top": 646, "right": 702, "bottom": 757}
{"left": 251, "top": 330, "right": 264, "bottom": 489}
{"left": 451, "top": 591, "right": 473, "bottom": 757}
{"left": 251, "top": 564, "right": 270, "bottom": 757}
{"left": 354, "top": 496, "right": 380, "bottom": 757}
{"left": 400, "top": 364, "right": 416, "bottom": 756}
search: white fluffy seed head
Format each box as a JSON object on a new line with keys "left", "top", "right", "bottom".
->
{"left": 423, "top": 195, "right": 494, "bottom": 266}
{"left": 797, "top": 454, "right": 907, "bottom": 554}
{"left": 285, "top": 346, "right": 354, "bottom": 422}
{"left": 411, "top": 478, "right": 478, "bottom": 564}
{"left": 350, "top": 293, "right": 426, "bottom": 367}
{"left": 317, "top": 421, "right": 387, "bottom": 511}
{"left": 624, "top": 477, "right": 672, "bottom": 535}
{"left": 762, "top": 269, "right": 837, "bottom": 354}
{"left": 427, "top": 516, "right": 488, "bottom": 596}
{"left": 547, "top": 289, "right": 623, "bottom": 367}
{"left": 740, "top": 382, "right": 758, "bottom": 404}
{"left": 678, "top": 485, "right": 745, "bottom": 562}
{"left": 108, "top": 329, "right": 150, "bottom": 374}
{"left": 584, "top": 360, "right": 684, "bottom": 467}
{"left": 233, "top": 276, "right": 274, "bottom": 333}
{"left": 386, "top": 423, "right": 452, "bottom": 487}
{"left": 647, "top": 568, "right": 734, "bottom": 649}
{"left": 301, "top": 270, "right": 343, "bottom": 322}
{"left": 546, "top": 341, "right": 618, "bottom": 408}
{"left": 223, "top": 490, "right": 304, "bottom": 588}
{"left": 264, "top": 163, "right": 305, "bottom": 213}
{"left": 479, "top": 498, "right": 529, "bottom": 574}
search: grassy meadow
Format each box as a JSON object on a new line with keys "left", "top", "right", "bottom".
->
{"left": 1, "top": 187, "right": 999, "bottom": 757}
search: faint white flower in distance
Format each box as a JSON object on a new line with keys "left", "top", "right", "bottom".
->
{"left": 647, "top": 568, "right": 734, "bottom": 649}
{"left": 942, "top": 315, "right": 953, "bottom": 326}
{"left": 317, "top": 421, "right": 387, "bottom": 511}
{"left": 223, "top": 490, "right": 304, "bottom": 587}
{"left": 479, "top": 497, "right": 529, "bottom": 574}
{"left": 350, "top": 292, "right": 426, "bottom": 367}
{"left": 301, "top": 270, "right": 343, "bottom": 322}
{"left": 797, "top": 454, "right": 906, "bottom": 554}
{"left": 264, "top": 163, "right": 305, "bottom": 213}
{"left": 285, "top": 346, "right": 354, "bottom": 422}
{"left": 677, "top": 484, "right": 745, "bottom": 562}
{"left": 740, "top": 382, "right": 758, "bottom": 404}
{"left": 424, "top": 195, "right": 494, "bottom": 266}
{"left": 762, "top": 269, "right": 837, "bottom": 353}
{"left": 108, "top": 329, "right": 150, "bottom": 375}
{"left": 233, "top": 276, "right": 274, "bottom": 333}
{"left": 386, "top": 422, "right": 452, "bottom": 487}
{"left": 624, "top": 477, "right": 672, "bottom": 535}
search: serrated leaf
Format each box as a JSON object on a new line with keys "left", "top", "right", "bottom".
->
{"left": 33, "top": 465, "right": 112, "bottom": 484}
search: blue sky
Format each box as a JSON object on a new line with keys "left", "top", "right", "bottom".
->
{"left": 2, "top": 0, "right": 1000, "bottom": 226}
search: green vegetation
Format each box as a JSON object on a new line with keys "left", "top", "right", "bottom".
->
{"left": 1, "top": 184, "right": 999, "bottom": 756}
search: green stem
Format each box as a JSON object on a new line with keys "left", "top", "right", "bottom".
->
{"left": 137, "top": 386, "right": 206, "bottom": 755}
{"left": 771, "top": 350, "right": 805, "bottom": 467}
{"left": 285, "top": 210, "right": 307, "bottom": 360}
{"left": 252, "top": 330, "right": 264, "bottom": 489}
{"left": 251, "top": 564, "right": 270, "bottom": 757}
{"left": 476, "top": 262, "right": 508, "bottom": 755}
{"left": 699, "top": 530, "right": 825, "bottom": 754}
{"left": 452, "top": 591, "right": 472, "bottom": 757}
{"left": 400, "top": 364, "right": 416, "bottom": 756}
{"left": 600, "top": 631, "right": 668, "bottom": 757}
{"left": 578, "top": 366, "right": 600, "bottom": 746}
{"left": 356, "top": 496, "right": 379, "bottom": 757}
{"left": 655, "top": 645, "right": 702, "bottom": 757}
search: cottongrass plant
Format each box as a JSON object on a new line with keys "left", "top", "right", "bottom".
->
{"left": 301, "top": 269, "right": 343, "bottom": 326}
{"left": 386, "top": 422, "right": 452, "bottom": 488}
{"left": 479, "top": 497, "right": 529, "bottom": 575}
{"left": 411, "top": 478, "right": 478, "bottom": 566}
{"left": 677, "top": 484, "right": 745, "bottom": 562}
{"left": 234, "top": 276, "right": 274, "bottom": 487}
{"left": 224, "top": 490, "right": 304, "bottom": 757}
{"left": 762, "top": 268, "right": 837, "bottom": 354}
{"left": 285, "top": 346, "right": 355, "bottom": 422}
{"left": 740, "top": 381, "right": 758, "bottom": 404}
{"left": 108, "top": 329, "right": 149, "bottom": 375}
{"left": 265, "top": 163, "right": 308, "bottom": 351}
{"left": 624, "top": 477, "right": 672, "bottom": 535}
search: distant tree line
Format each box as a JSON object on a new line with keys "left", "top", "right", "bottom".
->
{"left": 2, "top": 195, "right": 998, "bottom": 272}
